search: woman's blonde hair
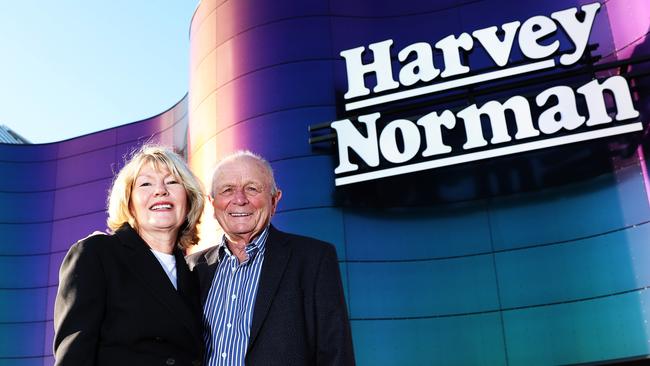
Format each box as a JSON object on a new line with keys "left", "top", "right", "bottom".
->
{"left": 107, "top": 144, "right": 205, "bottom": 249}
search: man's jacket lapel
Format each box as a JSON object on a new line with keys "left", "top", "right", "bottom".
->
{"left": 198, "top": 245, "right": 222, "bottom": 304}
{"left": 248, "top": 226, "right": 292, "bottom": 349}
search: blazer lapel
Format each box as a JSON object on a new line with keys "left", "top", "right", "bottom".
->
{"left": 248, "top": 226, "right": 292, "bottom": 349}
{"left": 115, "top": 225, "right": 200, "bottom": 342}
{"left": 175, "top": 249, "right": 202, "bottom": 340}
{"left": 198, "top": 245, "right": 222, "bottom": 304}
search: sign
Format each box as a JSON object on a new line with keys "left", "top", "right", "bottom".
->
{"left": 329, "top": 2, "right": 642, "bottom": 186}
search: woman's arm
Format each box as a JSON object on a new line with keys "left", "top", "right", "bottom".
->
{"left": 53, "top": 238, "right": 106, "bottom": 366}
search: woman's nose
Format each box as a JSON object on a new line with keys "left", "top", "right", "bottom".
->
{"left": 154, "top": 183, "right": 169, "bottom": 196}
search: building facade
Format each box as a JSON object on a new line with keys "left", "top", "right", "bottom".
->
{"left": 1, "top": 0, "right": 650, "bottom": 365}
{"left": 0, "top": 100, "right": 188, "bottom": 366}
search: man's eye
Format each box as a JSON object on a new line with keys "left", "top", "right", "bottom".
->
{"left": 221, "top": 188, "right": 233, "bottom": 195}
{"left": 246, "top": 186, "right": 261, "bottom": 194}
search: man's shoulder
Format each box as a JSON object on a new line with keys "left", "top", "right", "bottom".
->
{"left": 185, "top": 244, "right": 220, "bottom": 268}
{"left": 271, "top": 227, "right": 336, "bottom": 255}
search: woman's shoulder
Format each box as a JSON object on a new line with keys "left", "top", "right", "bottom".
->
{"left": 71, "top": 231, "right": 118, "bottom": 254}
{"left": 59, "top": 232, "right": 120, "bottom": 276}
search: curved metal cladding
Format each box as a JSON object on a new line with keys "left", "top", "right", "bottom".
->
{"left": 187, "top": 0, "right": 340, "bottom": 247}
{"left": 189, "top": 0, "right": 650, "bottom": 365}
{"left": 0, "top": 97, "right": 188, "bottom": 365}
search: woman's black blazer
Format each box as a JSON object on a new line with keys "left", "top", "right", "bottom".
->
{"left": 53, "top": 224, "right": 203, "bottom": 366}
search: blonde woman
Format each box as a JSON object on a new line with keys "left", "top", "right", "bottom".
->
{"left": 54, "top": 145, "right": 205, "bottom": 366}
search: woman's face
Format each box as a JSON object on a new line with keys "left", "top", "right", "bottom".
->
{"left": 130, "top": 163, "right": 188, "bottom": 238}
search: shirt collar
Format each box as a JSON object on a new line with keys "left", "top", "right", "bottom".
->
{"left": 219, "top": 225, "right": 270, "bottom": 262}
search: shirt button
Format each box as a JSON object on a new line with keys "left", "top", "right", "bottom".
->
{"left": 221, "top": 352, "right": 227, "bottom": 358}
{"left": 227, "top": 323, "right": 232, "bottom": 328}
{"left": 231, "top": 294, "right": 237, "bottom": 300}
{"left": 166, "top": 358, "right": 176, "bottom": 365}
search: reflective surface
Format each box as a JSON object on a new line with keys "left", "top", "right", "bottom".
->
{"left": 0, "top": 98, "right": 187, "bottom": 365}
{"left": 187, "top": 0, "right": 650, "bottom": 365}
{"left": 1, "top": 0, "right": 649, "bottom": 365}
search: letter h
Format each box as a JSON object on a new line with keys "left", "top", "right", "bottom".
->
{"left": 340, "top": 39, "right": 399, "bottom": 100}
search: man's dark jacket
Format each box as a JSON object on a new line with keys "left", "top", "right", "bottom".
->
{"left": 186, "top": 225, "right": 355, "bottom": 365}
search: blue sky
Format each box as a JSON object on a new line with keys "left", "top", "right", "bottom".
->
{"left": 0, "top": 1, "right": 198, "bottom": 143}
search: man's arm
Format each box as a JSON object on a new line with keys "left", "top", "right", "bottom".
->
{"left": 314, "top": 244, "right": 356, "bottom": 365}
{"left": 53, "top": 239, "right": 106, "bottom": 366}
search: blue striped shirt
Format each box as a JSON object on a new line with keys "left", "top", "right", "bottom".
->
{"left": 203, "top": 226, "right": 269, "bottom": 366}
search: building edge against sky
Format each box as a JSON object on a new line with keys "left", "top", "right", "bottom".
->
{"left": 2, "top": 0, "right": 650, "bottom": 365}
{"left": 0, "top": 96, "right": 189, "bottom": 365}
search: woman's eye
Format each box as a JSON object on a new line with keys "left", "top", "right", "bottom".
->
{"left": 138, "top": 182, "right": 151, "bottom": 187}
{"left": 166, "top": 180, "right": 179, "bottom": 185}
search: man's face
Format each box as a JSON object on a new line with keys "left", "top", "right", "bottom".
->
{"left": 211, "top": 156, "right": 281, "bottom": 245}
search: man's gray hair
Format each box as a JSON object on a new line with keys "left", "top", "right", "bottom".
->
{"left": 210, "top": 150, "right": 278, "bottom": 197}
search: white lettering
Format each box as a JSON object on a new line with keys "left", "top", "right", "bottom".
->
{"left": 331, "top": 3, "right": 641, "bottom": 185}
{"left": 459, "top": 96, "right": 539, "bottom": 150}
{"left": 398, "top": 42, "right": 440, "bottom": 86}
{"left": 551, "top": 2, "right": 601, "bottom": 66}
{"left": 472, "top": 21, "right": 521, "bottom": 67}
{"left": 577, "top": 76, "right": 640, "bottom": 126}
{"left": 339, "top": 3, "right": 604, "bottom": 102}
{"left": 379, "top": 119, "right": 421, "bottom": 163}
{"left": 417, "top": 110, "right": 456, "bottom": 157}
{"left": 435, "top": 33, "right": 474, "bottom": 78}
{"left": 536, "top": 86, "right": 585, "bottom": 134}
{"left": 340, "top": 40, "right": 399, "bottom": 99}
{"left": 518, "top": 15, "right": 559, "bottom": 60}
{"left": 331, "top": 113, "right": 381, "bottom": 174}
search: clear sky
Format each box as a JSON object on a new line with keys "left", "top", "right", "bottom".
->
{"left": 0, "top": 1, "right": 198, "bottom": 144}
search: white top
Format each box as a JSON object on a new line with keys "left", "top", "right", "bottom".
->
{"left": 150, "top": 249, "right": 177, "bottom": 290}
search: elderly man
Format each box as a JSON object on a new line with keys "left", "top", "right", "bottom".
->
{"left": 186, "top": 151, "right": 355, "bottom": 366}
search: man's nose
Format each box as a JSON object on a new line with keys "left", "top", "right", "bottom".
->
{"left": 232, "top": 188, "right": 248, "bottom": 204}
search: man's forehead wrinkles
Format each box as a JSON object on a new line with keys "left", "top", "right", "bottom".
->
{"left": 216, "top": 179, "right": 264, "bottom": 188}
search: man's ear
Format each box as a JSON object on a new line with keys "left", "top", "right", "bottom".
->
{"left": 271, "top": 190, "right": 282, "bottom": 214}
{"left": 207, "top": 195, "right": 217, "bottom": 218}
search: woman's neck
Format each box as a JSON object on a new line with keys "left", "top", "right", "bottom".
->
{"left": 138, "top": 229, "right": 176, "bottom": 254}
